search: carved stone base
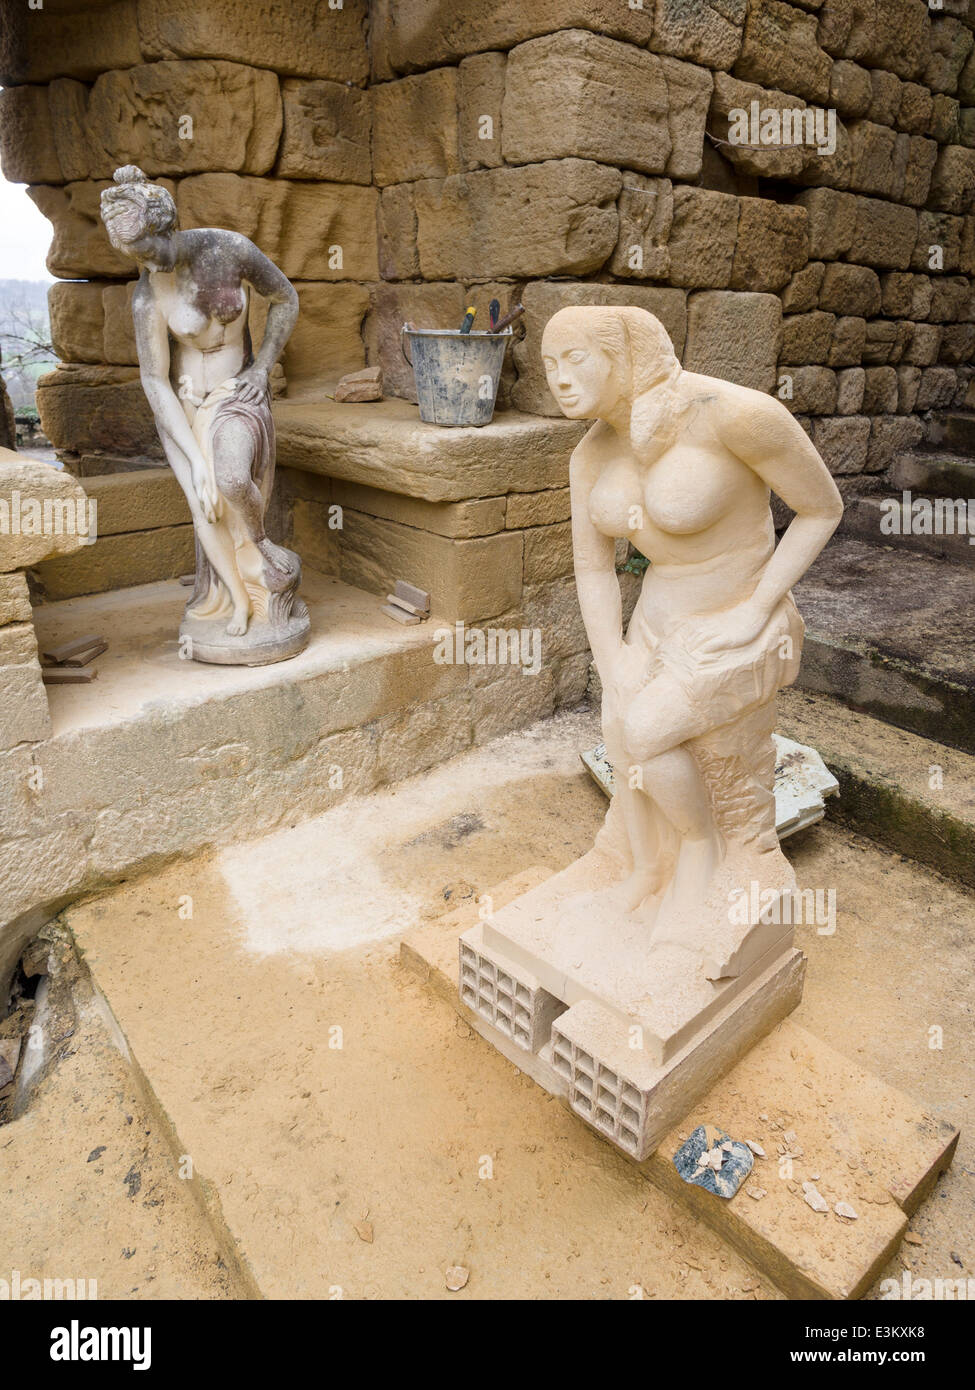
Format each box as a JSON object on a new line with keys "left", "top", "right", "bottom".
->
{"left": 179, "top": 601, "right": 310, "bottom": 666}
{"left": 458, "top": 849, "right": 806, "bottom": 1161}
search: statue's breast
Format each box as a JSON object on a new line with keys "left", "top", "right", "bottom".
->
{"left": 589, "top": 461, "right": 643, "bottom": 538}
{"left": 643, "top": 445, "right": 744, "bottom": 536}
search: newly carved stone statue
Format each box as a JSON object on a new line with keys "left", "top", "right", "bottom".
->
{"left": 100, "top": 165, "right": 309, "bottom": 664}
{"left": 542, "top": 305, "right": 843, "bottom": 966}
{"left": 459, "top": 305, "right": 843, "bottom": 1159}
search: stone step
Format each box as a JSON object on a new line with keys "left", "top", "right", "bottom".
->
{"left": 889, "top": 449, "right": 975, "bottom": 499}
{"left": 838, "top": 491, "right": 974, "bottom": 563}
{"left": 6, "top": 569, "right": 567, "bottom": 977}
{"left": 794, "top": 536, "right": 975, "bottom": 753}
{"left": 778, "top": 687, "right": 975, "bottom": 890}
{"left": 31, "top": 468, "right": 194, "bottom": 601}
{"left": 60, "top": 712, "right": 968, "bottom": 1300}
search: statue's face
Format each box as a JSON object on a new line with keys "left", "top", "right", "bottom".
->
{"left": 541, "top": 325, "right": 621, "bottom": 420}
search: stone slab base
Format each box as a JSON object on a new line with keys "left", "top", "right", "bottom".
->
{"left": 180, "top": 603, "right": 311, "bottom": 666}
{"left": 402, "top": 879, "right": 959, "bottom": 1300}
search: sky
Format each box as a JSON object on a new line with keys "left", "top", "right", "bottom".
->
{"left": 0, "top": 175, "right": 54, "bottom": 282}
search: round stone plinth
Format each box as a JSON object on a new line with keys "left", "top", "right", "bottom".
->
{"left": 180, "top": 605, "right": 310, "bottom": 666}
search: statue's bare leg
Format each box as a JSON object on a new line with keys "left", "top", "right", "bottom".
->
{"left": 212, "top": 416, "right": 266, "bottom": 636}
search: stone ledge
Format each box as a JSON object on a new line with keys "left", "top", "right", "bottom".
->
{"left": 273, "top": 397, "right": 586, "bottom": 503}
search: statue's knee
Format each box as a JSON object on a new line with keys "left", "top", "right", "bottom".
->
{"left": 622, "top": 707, "right": 663, "bottom": 764}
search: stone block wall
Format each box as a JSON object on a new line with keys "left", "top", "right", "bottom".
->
{"left": 2, "top": 0, "right": 975, "bottom": 489}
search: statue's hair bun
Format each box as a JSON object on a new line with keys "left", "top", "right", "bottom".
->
{"left": 114, "top": 165, "right": 148, "bottom": 185}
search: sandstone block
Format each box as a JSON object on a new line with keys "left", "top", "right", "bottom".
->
{"left": 339, "top": 512, "right": 524, "bottom": 623}
{"left": 887, "top": 272, "right": 932, "bottom": 321}
{"left": 684, "top": 290, "right": 782, "bottom": 392}
{"left": 0, "top": 574, "right": 31, "bottom": 627}
{"left": 273, "top": 284, "right": 370, "bottom": 397}
{"left": 828, "top": 316, "right": 867, "bottom": 366}
{"left": 459, "top": 51, "right": 506, "bottom": 171}
{"left": 901, "top": 135, "right": 939, "bottom": 207}
{"left": 652, "top": 0, "right": 748, "bottom": 69}
{"left": 36, "top": 367, "right": 159, "bottom": 458}
{"left": 811, "top": 414, "right": 871, "bottom": 474}
{"left": 916, "top": 365, "right": 960, "bottom": 408}
{"left": 847, "top": 120, "right": 903, "bottom": 197}
{"left": 795, "top": 188, "right": 856, "bottom": 259}
{"left": 867, "top": 68, "right": 902, "bottom": 125}
{"left": 48, "top": 282, "right": 106, "bottom": 365}
{"left": 414, "top": 160, "right": 621, "bottom": 280}
{"left": 912, "top": 211, "right": 963, "bottom": 272}
{"left": 817, "top": 0, "right": 877, "bottom": 63}
{"left": 784, "top": 366, "right": 837, "bottom": 414}
{"left": 370, "top": 0, "right": 653, "bottom": 75}
{"left": 0, "top": 85, "right": 61, "bottom": 184}
{"left": 735, "top": 0, "right": 832, "bottom": 103}
{"left": 829, "top": 60, "right": 872, "bottom": 119}
{"left": 819, "top": 263, "right": 881, "bottom": 317}
{"left": 35, "top": 525, "right": 196, "bottom": 600}
{"left": 178, "top": 175, "right": 379, "bottom": 281}
{"left": 48, "top": 80, "right": 92, "bottom": 183}
{"left": 60, "top": 61, "right": 284, "bottom": 180}
{"left": 903, "top": 322, "right": 943, "bottom": 364}
{"left": 781, "top": 311, "right": 835, "bottom": 364}
{"left": 866, "top": 414, "right": 923, "bottom": 470}
{"left": 925, "top": 16, "right": 974, "bottom": 95}
{"left": 505, "top": 489, "right": 571, "bottom": 529}
{"left": 373, "top": 67, "right": 460, "bottom": 184}
{"left": 0, "top": 451, "right": 89, "bottom": 571}
{"left": 608, "top": 176, "right": 673, "bottom": 280}
{"left": 0, "top": 638, "right": 50, "bottom": 748}
{"left": 731, "top": 199, "right": 808, "bottom": 292}
{"left": 511, "top": 281, "right": 687, "bottom": 416}
{"left": 668, "top": 186, "right": 739, "bottom": 289}
{"left": 939, "top": 323, "right": 975, "bottom": 362}
{"left": 139, "top": 0, "right": 370, "bottom": 85}
{"left": 102, "top": 283, "right": 139, "bottom": 365}
{"left": 0, "top": 0, "right": 140, "bottom": 84}
{"left": 792, "top": 113, "right": 853, "bottom": 189}
{"left": 522, "top": 520, "right": 574, "bottom": 584}
{"left": 846, "top": 197, "right": 918, "bottom": 269}
{"left": 928, "top": 92, "right": 961, "bottom": 144}
{"left": 709, "top": 73, "right": 808, "bottom": 178}
{"left": 928, "top": 144, "right": 975, "bottom": 212}
{"left": 896, "top": 364, "right": 922, "bottom": 412}
{"left": 862, "top": 320, "right": 911, "bottom": 365}
{"left": 781, "top": 262, "right": 826, "bottom": 313}
{"left": 378, "top": 185, "right": 419, "bottom": 281}
{"left": 76, "top": 468, "right": 191, "bottom": 537}
{"left": 861, "top": 366, "right": 899, "bottom": 412}
{"left": 502, "top": 32, "right": 712, "bottom": 181}
{"left": 277, "top": 79, "right": 371, "bottom": 184}
{"left": 897, "top": 82, "right": 934, "bottom": 134}
{"left": 835, "top": 366, "right": 866, "bottom": 413}
{"left": 929, "top": 276, "right": 972, "bottom": 321}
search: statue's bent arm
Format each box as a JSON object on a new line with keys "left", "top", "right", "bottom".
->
{"left": 570, "top": 432, "right": 625, "bottom": 679}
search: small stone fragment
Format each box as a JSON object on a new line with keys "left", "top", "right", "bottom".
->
{"left": 904, "top": 1231, "right": 923, "bottom": 1245}
{"left": 834, "top": 1201, "right": 858, "bottom": 1220}
{"left": 445, "top": 1264, "right": 469, "bottom": 1291}
{"left": 747, "top": 1187, "right": 767, "bottom": 1200}
{"left": 745, "top": 1139, "right": 766, "bottom": 1157}
{"left": 783, "top": 1129, "right": 798, "bottom": 1145}
{"left": 334, "top": 365, "right": 383, "bottom": 403}
{"left": 353, "top": 1220, "right": 374, "bottom": 1243}
{"left": 802, "top": 1182, "right": 829, "bottom": 1213}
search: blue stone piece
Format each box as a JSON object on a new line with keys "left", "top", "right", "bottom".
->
{"left": 673, "top": 1124, "right": 754, "bottom": 1200}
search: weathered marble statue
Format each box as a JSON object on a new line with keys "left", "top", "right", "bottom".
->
{"left": 100, "top": 165, "right": 309, "bottom": 664}
{"left": 544, "top": 306, "right": 843, "bottom": 964}
{"left": 459, "top": 305, "right": 843, "bottom": 1160}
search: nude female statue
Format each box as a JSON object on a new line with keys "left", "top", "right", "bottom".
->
{"left": 100, "top": 165, "right": 308, "bottom": 663}
{"left": 542, "top": 306, "right": 843, "bottom": 964}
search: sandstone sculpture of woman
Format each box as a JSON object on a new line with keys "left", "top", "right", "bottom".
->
{"left": 542, "top": 306, "right": 843, "bottom": 973}
{"left": 100, "top": 165, "right": 308, "bottom": 663}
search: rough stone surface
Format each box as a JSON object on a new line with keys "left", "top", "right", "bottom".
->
{"left": 277, "top": 79, "right": 372, "bottom": 185}
{"left": 684, "top": 291, "right": 782, "bottom": 392}
{"left": 0, "top": 451, "right": 90, "bottom": 572}
{"left": 732, "top": 200, "right": 808, "bottom": 292}
{"left": 668, "top": 187, "right": 739, "bottom": 289}
{"left": 735, "top": 0, "right": 832, "bottom": 103}
{"left": 413, "top": 161, "right": 622, "bottom": 280}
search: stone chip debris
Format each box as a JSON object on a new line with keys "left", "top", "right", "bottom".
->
{"left": 802, "top": 1181, "right": 829, "bottom": 1213}
{"left": 445, "top": 1265, "right": 469, "bottom": 1291}
{"left": 834, "top": 1202, "right": 858, "bottom": 1220}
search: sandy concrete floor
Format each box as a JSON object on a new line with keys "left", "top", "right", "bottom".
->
{"left": 2, "top": 709, "right": 972, "bottom": 1299}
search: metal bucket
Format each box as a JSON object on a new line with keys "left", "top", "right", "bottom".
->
{"left": 401, "top": 325, "right": 512, "bottom": 427}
